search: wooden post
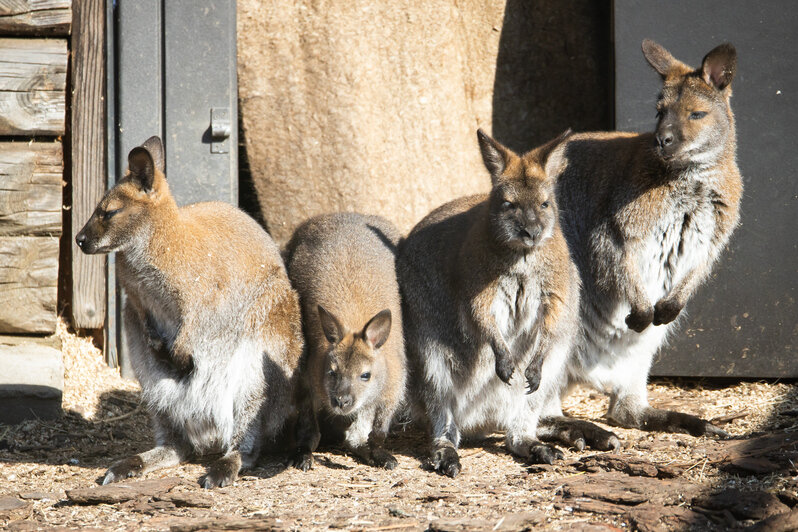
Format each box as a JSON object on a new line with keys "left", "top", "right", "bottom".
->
{"left": 70, "top": 0, "right": 105, "bottom": 329}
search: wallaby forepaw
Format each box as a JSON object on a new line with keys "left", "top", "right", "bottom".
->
{"left": 625, "top": 306, "right": 654, "bottom": 332}
{"left": 371, "top": 448, "right": 398, "bottom": 470}
{"left": 653, "top": 298, "right": 683, "bottom": 326}
{"left": 102, "top": 456, "right": 144, "bottom": 485}
{"left": 527, "top": 442, "right": 563, "bottom": 465}
{"left": 431, "top": 447, "right": 461, "bottom": 478}
{"left": 524, "top": 366, "right": 542, "bottom": 395}
{"left": 293, "top": 450, "right": 314, "bottom": 472}
{"left": 495, "top": 357, "right": 514, "bottom": 385}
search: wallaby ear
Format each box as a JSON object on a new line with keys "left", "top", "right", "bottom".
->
{"left": 141, "top": 136, "right": 165, "bottom": 174}
{"left": 642, "top": 39, "right": 678, "bottom": 78}
{"left": 362, "top": 309, "right": 391, "bottom": 350}
{"left": 127, "top": 146, "right": 156, "bottom": 192}
{"left": 477, "top": 129, "right": 512, "bottom": 184}
{"left": 540, "top": 129, "right": 572, "bottom": 178}
{"left": 701, "top": 43, "right": 736, "bottom": 91}
{"left": 318, "top": 305, "right": 345, "bottom": 345}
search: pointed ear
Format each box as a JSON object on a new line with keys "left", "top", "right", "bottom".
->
{"left": 642, "top": 39, "right": 678, "bottom": 77}
{"left": 540, "top": 129, "right": 571, "bottom": 178}
{"left": 477, "top": 129, "right": 512, "bottom": 185}
{"left": 141, "top": 136, "right": 165, "bottom": 173}
{"left": 127, "top": 146, "right": 156, "bottom": 192}
{"left": 362, "top": 309, "right": 391, "bottom": 350}
{"left": 701, "top": 43, "right": 736, "bottom": 91}
{"left": 318, "top": 305, "right": 345, "bottom": 345}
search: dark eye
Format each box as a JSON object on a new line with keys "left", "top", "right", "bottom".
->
{"left": 689, "top": 111, "right": 707, "bottom": 120}
{"left": 103, "top": 208, "right": 121, "bottom": 221}
{"left": 541, "top": 201, "right": 550, "bottom": 209}
{"left": 501, "top": 201, "right": 514, "bottom": 210}
{"left": 327, "top": 369, "right": 337, "bottom": 377}
{"left": 360, "top": 372, "right": 371, "bottom": 381}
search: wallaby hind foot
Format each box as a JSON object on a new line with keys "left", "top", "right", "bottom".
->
{"left": 538, "top": 417, "right": 621, "bottom": 452}
{"left": 200, "top": 451, "right": 242, "bottom": 489}
{"left": 427, "top": 445, "right": 461, "bottom": 478}
{"left": 102, "top": 445, "right": 183, "bottom": 485}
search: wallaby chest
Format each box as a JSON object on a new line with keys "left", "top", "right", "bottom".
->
{"left": 633, "top": 172, "right": 720, "bottom": 300}
{"left": 489, "top": 257, "right": 543, "bottom": 345}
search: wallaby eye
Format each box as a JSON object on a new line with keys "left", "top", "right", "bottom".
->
{"left": 689, "top": 111, "right": 708, "bottom": 120}
{"left": 360, "top": 372, "right": 371, "bottom": 381}
{"left": 327, "top": 368, "right": 337, "bottom": 377}
{"left": 501, "top": 201, "right": 514, "bottom": 210}
{"left": 103, "top": 208, "right": 121, "bottom": 221}
{"left": 541, "top": 201, "right": 550, "bottom": 209}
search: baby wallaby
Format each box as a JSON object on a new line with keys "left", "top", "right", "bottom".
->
{"left": 285, "top": 213, "right": 406, "bottom": 470}
{"left": 396, "top": 129, "right": 585, "bottom": 478}
{"left": 545, "top": 40, "right": 742, "bottom": 439}
{"left": 75, "top": 136, "right": 304, "bottom": 488}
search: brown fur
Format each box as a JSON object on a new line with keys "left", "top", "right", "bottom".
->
{"left": 76, "top": 137, "right": 304, "bottom": 487}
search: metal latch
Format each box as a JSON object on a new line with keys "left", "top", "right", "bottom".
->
{"left": 210, "top": 107, "right": 231, "bottom": 153}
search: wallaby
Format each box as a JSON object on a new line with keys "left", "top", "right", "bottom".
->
{"left": 285, "top": 213, "right": 406, "bottom": 470}
{"left": 397, "top": 129, "right": 608, "bottom": 478}
{"left": 542, "top": 40, "right": 742, "bottom": 440}
{"left": 75, "top": 137, "right": 305, "bottom": 488}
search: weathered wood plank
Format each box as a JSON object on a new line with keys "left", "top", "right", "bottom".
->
{"left": 70, "top": 0, "right": 104, "bottom": 328}
{"left": 0, "top": 236, "right": 58, "bottom": 333}
{"left": 0, "top": 0, "right": 71, "bottom": 36}
{"left": 0, "top": 37, "right": 66, "bottom": 135}
{"left": 0, "top": 141, "right": 62, "bottom": 236}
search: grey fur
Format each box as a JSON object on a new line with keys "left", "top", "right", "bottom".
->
{"left": 285, "top": 213, "right": 407, "bottom": 470}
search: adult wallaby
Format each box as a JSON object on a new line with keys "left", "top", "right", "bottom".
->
{"left": 544, "top": 40, "right": 742, "bottom": 439}
{"left": 285, "top": 213, "right": 406, "bottom": 470}
{"left": 397, "top": 129, "right": 608, "bottom": 478}
{"left": 75, "top": 136, "right": 305, "bottom": 488}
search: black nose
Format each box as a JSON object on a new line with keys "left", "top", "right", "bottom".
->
{"left": 333, "top": 395, "right": 353, "bottom": 409}
{"left": 657, "top": 131, "right": 674, "bottom": 148}
{"left": 75, "top": 232, "right": 86, "bottom": 248}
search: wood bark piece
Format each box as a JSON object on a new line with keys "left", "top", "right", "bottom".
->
{"left": 65, "top": 477, "right": 183, "bottom": 505}
{"left": 0, "top": 496, "right": 31, "bottom": 520}
{"left": 0, "top": 37, "right": 66, "bottom": 135}
{"left": 0, "top": 0, "right": 72, "bottom": 35}
{"left": 576, "top": 453, "right": 681, "bottom": 478}
{"left": 155, "top": 492, "right": 214, "bottom": 509}
{"left": 168, "top": 517, "right": 288, "bottom": 532}
{"left": 0, "top": 236, "right": 58, "bottom": 333}
{"left": 0, "top": 142, "right": 63, "bottom": 236}
{"left": 693, "top": 489, "right": 791, "bottom": 521}
{"left": 69, "top": 0, "right": 105, "bottom": 328}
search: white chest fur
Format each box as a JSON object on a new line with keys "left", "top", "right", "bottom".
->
{"left": 637, "top": 177, "right": 718, "bottom": 303}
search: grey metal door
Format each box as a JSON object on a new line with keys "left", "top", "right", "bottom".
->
{"left": 106, "top": 0, "right": 238, "bottom": 375}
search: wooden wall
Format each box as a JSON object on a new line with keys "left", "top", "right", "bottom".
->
{"left": 0, "top": 1, "right": 71, "bottom": 334}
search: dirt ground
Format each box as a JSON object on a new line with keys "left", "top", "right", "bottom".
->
{"left": 1, "top": 322, "right": 797, "bottom": 531}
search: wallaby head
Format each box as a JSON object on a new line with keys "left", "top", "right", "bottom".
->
{"left": 317, "top": 305, "right": 392, "bottom": 416}
{"left": 477, "top": 129, "right": 570, "bottom": 251}
{"left": 75, "top": 136, "right": 170, "bottom": 255}
{"left": 642, "top": 40, "right": 737, "bottom": 167}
